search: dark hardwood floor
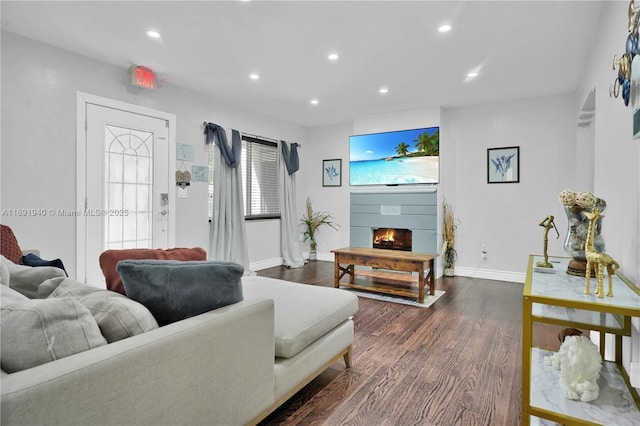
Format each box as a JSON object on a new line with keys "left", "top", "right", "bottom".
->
{"left": 257, "top": 260, "right": 562, "bottom": 426}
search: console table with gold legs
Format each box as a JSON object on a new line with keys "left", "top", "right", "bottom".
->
{"left": 331, "top": 247, "right": 437, "bottom": 303}
{"left": 521, "top": 255, "right": 640, "bottom": 425}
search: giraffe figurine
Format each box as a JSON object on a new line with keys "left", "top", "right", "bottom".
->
{"left": 583, "top": 209, "right": 619, "bottom": 298}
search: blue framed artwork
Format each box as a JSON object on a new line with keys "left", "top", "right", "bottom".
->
{"left": 323, "top": 159, "right": 342, "bottom": 187}
{"left": 487, "top": 146, "right": 519, "bottom": 183}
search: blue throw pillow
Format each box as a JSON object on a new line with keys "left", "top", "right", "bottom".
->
{"left": 116, "top": 260, "right": 244, "bottom": 326}
{"left": 20, "top": 253, "right": 68, "bottom": 277}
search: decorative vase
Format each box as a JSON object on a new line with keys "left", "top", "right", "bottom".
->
{"left": 563, "top": 205, "right": 605, "bottom": 276}
{"left": 443, "top": 246, "right": 456, "bottom": 277}
{"left": 309, "top": 249, "right": 317, "bottom": 261}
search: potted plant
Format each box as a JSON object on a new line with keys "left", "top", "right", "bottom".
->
{"left": 301, "top": 197, "right": 339, "bottom": 261}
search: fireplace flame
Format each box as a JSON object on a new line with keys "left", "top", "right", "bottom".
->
{"left": 372, "top": 227, "right": 412, "bottom": 252}
{"left": 373, "top": 229, "right": 395, "bottom": 244}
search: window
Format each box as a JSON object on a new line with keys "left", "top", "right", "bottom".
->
{"left": 241, "top": 136, "right": 279, "bottom": 219}
{"left": 104, "top": 124, "right": 153, "bottom": 249}
{"left": 209, "top": 134, "right": 280, "bottom": 220}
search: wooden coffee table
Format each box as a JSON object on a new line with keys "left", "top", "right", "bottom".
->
{"left": 331, "top": 247, "right": 438, "bottom": 303}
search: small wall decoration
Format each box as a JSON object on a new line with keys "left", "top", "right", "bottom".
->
{"left": 176, "top": 143, "right": 195, "bottom": 161}
{"left": 487, "top": 146, "right": 520, "bottom": 184}
{"left": 633, "top": 105, "right": 640, "bottom": 139}
{"left": 610, "top": 0, "right": 639, "bottom": 106}
{"left": 322, "top": 159, "right": 342, "bottom": 187}
{"left": 191, "top": 165, "right": 209, "bottom": 182}
{"left": 176, "top": 163, "right": 191, "bottom": 187}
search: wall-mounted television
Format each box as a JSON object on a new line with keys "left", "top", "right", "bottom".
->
{"left": 349, "top": 126, "right": 439, "bottom": 186}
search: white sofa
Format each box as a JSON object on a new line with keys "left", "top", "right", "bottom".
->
{"left": 0, "top": 263, "right": 358, "bottom": 425}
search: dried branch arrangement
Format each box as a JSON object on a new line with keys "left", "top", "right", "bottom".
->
{"left": 442, "top": 200, "right": 459, "bottom": 275}
{"left": 443, "top": 200, "right": 457, "bottom": 250}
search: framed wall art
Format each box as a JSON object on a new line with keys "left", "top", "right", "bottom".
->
{"left": 322, "top": 159, "right": 342, "bottom": 187}
{"left": 487, "top": 146, "right": 520, "bottom": 183}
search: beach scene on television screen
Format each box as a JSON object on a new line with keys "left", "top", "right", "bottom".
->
{"left": 350, "top": 127, "right": 439, "bottom": 185}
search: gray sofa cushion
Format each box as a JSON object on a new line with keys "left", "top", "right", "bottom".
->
{"left": 0, "top": 255, "right": 65, "bottom": 298}
{"left": 0, "top": 258, "right": 9, "bottom": 287}
{"left": 116, "top": 259, "right": 244, "bottom": 326}
{"left": 39, "top": 277, "right": 159, "bottom": 342}
{"left": 0, "top": 285, "right": 107, "bottom": 373}
{"left": 1, "top": 282, "right": 28, "bottom": 304}
{"left": 242, "top": 276, "right": 358, "bottom": 358}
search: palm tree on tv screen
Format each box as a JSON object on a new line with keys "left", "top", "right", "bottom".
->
{"left": 395, "top": 142, "right": 410, "bottom": 157}
{"left": 414, "top": 130, "right": 439, "bottom": 156}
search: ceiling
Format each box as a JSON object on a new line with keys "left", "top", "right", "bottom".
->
{"left": 1, "top": 1, "right": 605, "bottom": 127}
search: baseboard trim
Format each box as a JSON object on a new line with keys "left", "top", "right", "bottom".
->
{"left": 251, "top": 257, "right": 284, "bottom": 271}
{"left": 250, "top": 253, "right": 335, "bottom": 271}
{"left": 453, "top": 266, "right": 526, "bottom": 283}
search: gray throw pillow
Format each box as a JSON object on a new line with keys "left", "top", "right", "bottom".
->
{"left": 1, "top": 285, "right": 107, "bottom": 373}
{"left": 116, "top": 260, "right": 244, "bottom": 326}
{"left": 42, "top": 277, "right": 159, "bottom": 343}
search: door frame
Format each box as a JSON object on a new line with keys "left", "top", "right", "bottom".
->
{"left": 76, "top": 92, "right": 176, "bottom": 283}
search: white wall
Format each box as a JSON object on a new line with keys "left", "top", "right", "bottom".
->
{"left": 576, "top": 1, "right": 640, "bottom": 285}
{"left": 352, "top": 107, "right": 441, "bottom": 136}
{"left": 0, "top": 31, "right": 305, "bottom": 278}
{"left": 573, "top": 0, "right": 640, "bottom": 387}
{"left": 299, "top": 122, "right": 353, "bottom": 260}
{"left": 441, "top": 94, "right": 576, "bottom": 281}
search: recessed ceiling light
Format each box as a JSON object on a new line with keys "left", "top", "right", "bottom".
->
{"left": 249, "top": 73, "right": 260, "bottom": 80}
{"left": 310, "top": 98, "right": 319, "bottom": 105}
{"left": 146, "top": 30, "right": 161, "bottom": 39}
{"left": 379, "top": 87, "right": 389, "bottom": 94}
{"left": 464, "top": 71, "right": 479, "bottom": 83}
{"left": 328, "top": 53, "right": 339, "bottom": 61}
{"left": 438, "top": 24, "right": 452, "bottom": 33}
{"left": 464, "top": 65, "right": 483, "bottom": 83}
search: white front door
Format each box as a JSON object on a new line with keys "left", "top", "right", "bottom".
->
{"left": 77, "top": 94, "right": 175, "bottom": 285}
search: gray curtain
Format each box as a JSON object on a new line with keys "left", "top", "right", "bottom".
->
{"left": 204, "top": 123, "right": 253, "bottom": 274}
{"left": 279, "top": 141, "right": 304, "bottom": 268}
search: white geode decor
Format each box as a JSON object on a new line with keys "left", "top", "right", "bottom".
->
{"left": 544, "top": 335, "right": 603, "bottom": 403}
